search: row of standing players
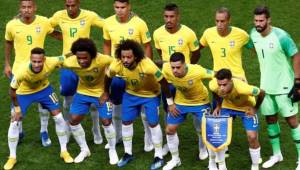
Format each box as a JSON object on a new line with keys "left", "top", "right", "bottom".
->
{"left": 4, "top": 0, "right": 300, "bottom": 170}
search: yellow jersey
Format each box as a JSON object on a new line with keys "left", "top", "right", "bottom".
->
{"left": 162, "top": 63, "right": 213, "bottom": 105}
{"left": 209, "top": 78, "right": 260, "bottom": 112}
{"left": 50, "top": 9, "right": 104, "bottom": 54}
{"left": 11, "top": 56, "right": 64, "bottom": 95}
{"left": 63, "top": 53, "right": 112, "bottom": 97}
{"left": 200, "top": 26, "right": 249, "bottom": 79}
{"left": 153, "top": 24, "right": 199, "bottom": 64}
{"left": 5, "top": 15, "right": 54, "bottom": 74}
{"left": 107, "top": 57, "right": 163, "bottom": 97}
{"left": 103, "top": 14, "right": 151, "bottom": 56}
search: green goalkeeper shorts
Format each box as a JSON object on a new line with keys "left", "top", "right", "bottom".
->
{"left": 259, "top": 94, "right": 298, "bottom": 117}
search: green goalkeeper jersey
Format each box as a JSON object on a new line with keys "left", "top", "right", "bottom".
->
{"left": 247, "top": 27, "right": 298, "bottom": 94}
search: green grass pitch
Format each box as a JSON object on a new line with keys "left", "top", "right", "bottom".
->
{"left": 0, "top": 0, "right": 300, "bottom": 169}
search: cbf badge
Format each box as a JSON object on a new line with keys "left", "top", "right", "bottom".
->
{"left": 202, "top": 115, "right": 232, "bottom": 152}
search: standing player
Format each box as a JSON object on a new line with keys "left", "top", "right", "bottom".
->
{"left": 4, "top": 0, "right": 62, "bottom": 147}
{"left": 153, "top": 3, "right": 207, "bottom": 159}
{"left": 49, "top": 0, "right": 105, "bottom": 144}
{"left": 62, "top": 38, "right": 118, "bottom": 164}
{"left": 102, "top": 40, "right": 175, "bottom": 169}
{"left": 209, "top": 69, "right": 265, "bottom": 170}
{"left": 200, "top": 7, "right": 249, "bottom": 81}
{"left": 102, "top": 0, "right": 153, "bottom": 151}
{"left": 161, "top": 52, "right": 212, "bottom": 170}
{"left": 4, "top": 48, "right": 72, "bottom": 170}
{"left": 247, "top": 6, "right": 300, "bottom": 169}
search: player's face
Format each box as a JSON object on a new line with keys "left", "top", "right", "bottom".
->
{"left": 65, "top": 0, "right": 80, "bottom": 17}
{"left": 164, "top": 10, "right": 179, "bottom": 30}
{"left": 76, "top": 51, "right": 92, "bottom": 68}
{"left": 121, "top": 49, "right": 135, "bottom": 69}
{"left": 31, "top": 54, "right": 45, "bottom": 73}
{"left": 254, "top": 14, "right": 269, "bottom": 33}
{"left": 215, "top": 12, "right": 230, "bottom": 33}
{"left": 170, "top": 61, "right": 185, "bottom": 78}
{"left": 114, "top": 1, "right": 131, "bottom": 20}
{"left": 19, "top": 1, "right": 36, "bottom": 19}
{"left": 217, "top": 78, "right": 233, "bottom": 96}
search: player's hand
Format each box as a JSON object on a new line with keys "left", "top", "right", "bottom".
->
{"left": 212, "top": 107, "right": 221, "bottom": 116}
{"left": 288, "top": 80, "right": 300, "bottom": 103}
{"left": 245, "top": 107, "right": 256, "bottom": 117}
{"left": 4, "top": 64, "right": 12, "bottom": 79}
{"left": 99, "top": 92, "right": 109, "bottom": 105}
{"left": 168, "top": 104, "right": 180, "bottom": 117}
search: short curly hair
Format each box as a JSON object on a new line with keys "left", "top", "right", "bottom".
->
{"left": 115, "top": 39, "right": 145, "bottom": 63}
{"left": 71, "top": 38, "right": 97, "bottom": 59}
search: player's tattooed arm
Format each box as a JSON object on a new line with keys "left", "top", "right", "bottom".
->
{"left": 99, "top": 75, "right": 112, "bottom": 105}
{"left": 103, "top": 40, "right": 111, "bottom": 55}
{"left": 212, "top": 92, "right": 222, "bottom": 116}
{"left": 4, "top": 40, "right": 13, "bottom": 79}
{"left": 190, "top": 48, "right": 200, "bottom": 64}
{"left": 246, "top": 89, "right": 265, "bottom": 116}
{"left": 160, "top": 78, "right": 180, "bottom": 117}
{"left": 144, "top": 42, "right": 153, "bottom": 59}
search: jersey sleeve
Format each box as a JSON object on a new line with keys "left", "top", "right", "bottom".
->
{"left": 106, "top": 60, "right": 119, "bottom": 78}
{"left": 45, "top": 18, "right": 54, "bottom": 34}
{"left": 138, "top": 19, "right": 151, "bottom": 44}
{"left": 5, "top": 22, "right": 13, "bottom": 41}
{"left": 153, "top": 30, "right": 161, "bottom": 49}
{"left": 91, "top": 11, "right": 104, "bottom": 28}
{"left": 188, "top": 30, "right": 200, "bottom": 51}
{"left": 241, "top": 30, "right": 250, "bottom": 46}
{"left": 208, "top": 79, "right": 218, "bottom": 93}
{"left": 10, "top": 74, "right": 22, "bottom": 89}
{"left": 245, "top": 28, "right": 256, "bottom": 49}
{"left": 236, "top": 80, "right": 260, "bottom": 96}
{"left": 199, "top": 30, "right": 208, "bottom": 47}
{"left": 146, "top": 59, "right": 163, "bottom": 82}
{"left": 278, "top": 32, "right": 299, "bottom": 57}
{"left": 49, "top": 12, "right": 59, "bottom": 28}
{"left": 49, "top": 55, "right": 65, "bottom": 67}
{"left": 197, "top": 65, "right": 214, "bottom": 79}
{"left": 102, "top": 21, "right": 111, "bottom": 40}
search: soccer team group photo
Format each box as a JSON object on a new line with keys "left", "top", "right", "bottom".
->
{"left": 1, "top": 0, "right": 300, "bottom": 170}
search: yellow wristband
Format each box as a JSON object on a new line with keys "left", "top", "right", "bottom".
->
{"left": 14, "top": 106, "right": 21, "bottom": 113}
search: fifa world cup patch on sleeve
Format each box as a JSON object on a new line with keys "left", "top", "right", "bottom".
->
{"left": 146, "top": 31, "right": 151, "bottom": 39}
{"left": 154, "top": 70, "right": 162, "bottom": 78}
{"left": 252, "top": 88, "right": 259, "bottom": 96}
{"left": 193, "top": 40, "right": 200, "bottom": 47}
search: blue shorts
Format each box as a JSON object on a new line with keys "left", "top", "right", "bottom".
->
{"left": 122, "top": 92, "right": 160, "bottom": 126}
{"left": 17, "top": 85, "right": 60, "bottom": 116}
{"left": 161, "top": 83, "right": 176, "bottom": 113}
{"left": 167, "top": 104, "right": 211, "bottom": 124}
{"left": 70, "top": 93, "right": 112, "bottom": 119}
{"left": 60, "top": 68, "right": 79, "bottom": 96}
{"left": 110, "top": 77, "right": 126, "bottom": 105}
{"left": 221, "top": 108, "right": 259, "bottom": 131}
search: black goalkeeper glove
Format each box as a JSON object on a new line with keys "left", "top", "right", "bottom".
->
{"left": 288, "top": 79, "right": 300, "bottom": 103}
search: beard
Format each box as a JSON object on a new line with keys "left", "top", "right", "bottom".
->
{"left": 255, "top": 25, "right": 267, "bottom": 33}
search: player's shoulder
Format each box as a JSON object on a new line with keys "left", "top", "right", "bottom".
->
{"left": 6, "top": 18, "right": 19, "bottom": 27}
{"left": 208, "top": 78, "right": 218, "bottom": 91}
{"left": 231, "top": 26, "right": 248, "bottom": 35}
{"left": 81, "top": 9, "right": 99, "bottom": 17}
{"left": 153, "top": 25, "right": 165, "bottom": 35}
{"left": 232, "top": 78, "right": 249, "bottom": 89}
{"left": 35, "top": 15, "right": 51, "bottom": 23}
{"left": 131, "top": 14, "right": 148, "bottom": 25}
{"left": 104, "top": 15, "right": 116, "bottom": 23}
{"left": 96, "top": 53, "right": 113, "bottom": 62}
{"left": 203, "top": 26, "right": 216, "bottom": 34}
{"left": 180, "top": 24, "right": 195, "bottom": 33}
{"left": 272, "top": 26, "right": 291, "bottom": 39}
{"left": 52, "top": 10, "right": 66, "bottom": 17}
{"left": 162, "top": 63, "right": 171, "bottom": 73}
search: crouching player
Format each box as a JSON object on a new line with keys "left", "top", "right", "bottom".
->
{"left": 209, "top": 69, "right": 265, "bottom": 170}
{"left": 161, "top": 52, "right": 213, "bottom": 170}
{"left": 4, "top": 48, "right": 72, "bottom": 170}
{"left": 102, "top": 39, "right": 175, "bottom": 169}
{"left": 62, "top": 38, "right": 118, "bottom": 164}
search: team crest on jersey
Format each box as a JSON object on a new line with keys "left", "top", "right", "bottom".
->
{"left": 93, "top": 68, "right": 99, "bottom": 73}
{"left": 188, "top": 80, "right": 193, "bottom": 85}
{"left": 178, "top": 38, "right": 183, "bottom": 46}
{"left": 128, "top": 28, "right": 134, "bottom": 35}
{"left": 269, "top": 42, "right": 274, "bottom": 48}
{"left": 80, "top": 19, "right": 86, "bottom": 26}
{"left": 36, "top": 26, "right": 41, "bottom": 33}
{"left": 229, "top": 40, "right": 235, "bottom": 48}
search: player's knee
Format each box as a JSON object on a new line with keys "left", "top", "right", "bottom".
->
{"left": 165, "top": 126, "right": 176, "bottom": 135}
{"left": 69, "top": 115, "right": 82, "bottom": 125}
{"left": 101, "top": 118, "right": 112, "bottom": 126}
{"left": 247, "top": 133, "right": 259, "bottom": 146}
{"left": 266, "top": 115, "right": 278, "bottom": 124}
{"left": 285, "top": 115, "right": 299, "bottom": 128}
